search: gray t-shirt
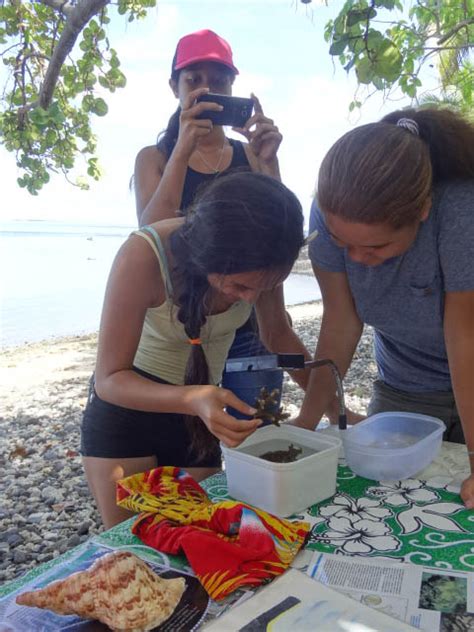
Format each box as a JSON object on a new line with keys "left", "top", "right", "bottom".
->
{"left": 308, "top": 180, "right": 474, "bottom": 393}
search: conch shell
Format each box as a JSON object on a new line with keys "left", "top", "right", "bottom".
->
{"left": 16, "top": 550, "right": 186, "bottom": 631}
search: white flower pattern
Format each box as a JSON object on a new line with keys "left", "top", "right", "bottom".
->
{"left": 366, "top": 479, "right": 440, "bottom": 506}
{"left": 319, "top": 494, "right": 392, "bottom": 522}
{"left": 425, "top": 476, "right": 461, "bottom": 495}
{"left": 396, "top": 503, "right": 466, "bottom": 534}
{"left": 316, "top": 516, "right": 400, "bottom": 555}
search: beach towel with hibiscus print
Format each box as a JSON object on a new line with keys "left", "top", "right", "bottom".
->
{"left": 116, "top": 466, "right": 310, "bottom": 600}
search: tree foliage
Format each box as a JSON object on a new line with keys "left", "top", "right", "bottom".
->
{"left": 1, "top": 0, "right": 473, "bottom": 194}
{"left": 325, "top": 0, "right": 473, "bottom": 116}
{"left": 0, "top": 0, "right": 154, "bottom": 194}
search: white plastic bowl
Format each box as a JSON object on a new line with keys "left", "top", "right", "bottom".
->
{"left": 222, "top": 425, "right": 341, "bottom": 517}
{"left": 342, "top": 412, "right": 445, "bottom": 480}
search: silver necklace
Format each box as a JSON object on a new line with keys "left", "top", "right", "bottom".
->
{"left": 196, "top": 140, "right": 227, "bottom": 174}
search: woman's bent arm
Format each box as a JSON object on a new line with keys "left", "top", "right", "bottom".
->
{"left": 444, "top": 289, "right": 474, "bottom": 508}
{"left": 134, "top": 146, "right": 188, "bottom": 227}
{"left": 256, "top": 285, "right": 312, "bottom": 389}
{"left": 94, "top": 234, "right": 188, "bottom": 411}
{"left": 295, "top": 265, "right": 363, "bottom": 429}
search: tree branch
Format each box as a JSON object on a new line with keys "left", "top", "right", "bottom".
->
{"left": 424, "top": 44, "right": 474, "bottom": 51}
{"left": 38, "top": 0, "right": 110, "bottom": 109}
{"left": 1, "top": 43, "right": 23, "bottom": 58}
{"left": 437, "top": 18, "right": 474, "bottom": 45}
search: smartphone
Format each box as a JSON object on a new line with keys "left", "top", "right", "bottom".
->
{"left": 196, "top": 94, "right": 254, "bottom": 128}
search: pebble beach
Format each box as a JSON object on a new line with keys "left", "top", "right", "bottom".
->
{"left": 0, "top": 296, "right": 377, "bottom": 586}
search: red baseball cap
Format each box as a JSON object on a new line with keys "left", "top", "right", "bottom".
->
{"left": 173, "top": 29, "right": 239, "bottom": 75}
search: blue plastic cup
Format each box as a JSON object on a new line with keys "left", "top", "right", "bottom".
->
{"left": 221, "top": 368, "right": 284, "bottom": 422}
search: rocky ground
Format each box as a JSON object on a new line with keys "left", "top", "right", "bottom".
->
{"left": 0, "top": 301, "right": 377, "bottom": 585}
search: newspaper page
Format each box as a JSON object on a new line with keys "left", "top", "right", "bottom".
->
{"left": 204, "top": 568, "right": 416, "bottom": 631}
{"left": 0, "top": 541, "right": 251, "bottom": 632}
{"left": 307, "top": 552, "right": 474, "bottom": 632}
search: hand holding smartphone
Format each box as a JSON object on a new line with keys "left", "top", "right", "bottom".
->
{"left": 196, "top": 93, "right": 254, "bottom": 128}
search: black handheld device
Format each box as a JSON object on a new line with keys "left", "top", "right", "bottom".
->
{"left": 196, "top": 93, "right": 254, "bottom": 127}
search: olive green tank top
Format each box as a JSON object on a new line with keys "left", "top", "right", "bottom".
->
{"left": 133, "top": 226, "right": 252, "bottom": 385}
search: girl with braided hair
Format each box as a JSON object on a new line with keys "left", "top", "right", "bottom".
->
{"left": 134, "top": 28, "right": 281, "bottom": 225}
{"left": 81, "top": 171, "right": 308, "bottom": 527}
{"left": 295, "top": 107, "right": 474, "bottom": 509}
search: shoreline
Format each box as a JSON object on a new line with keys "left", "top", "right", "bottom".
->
{"left": 0, "top": 300, "right": 377, "bottom": 584}
{"left": 0, "top": 272, "right": 316, "bottom": 352}
{"left": 0, "top": 244, "right": 315, "bottom": 351}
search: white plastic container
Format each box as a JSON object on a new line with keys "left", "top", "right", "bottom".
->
{"left": 342, "top": 412, "right": 445, "bottom": 481}
{"left": 221, "top": 425, "right": 341, "bottom": 517}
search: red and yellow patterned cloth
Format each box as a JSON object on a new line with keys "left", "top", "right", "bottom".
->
{"left": 117, "top": 466, "right": 310, "bottom": 600}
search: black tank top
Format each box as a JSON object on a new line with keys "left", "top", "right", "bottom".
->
{"left": 180, "top": 139, "right": 250, "bottom": 211}
{"left": 180, "top": 138, "right": 256, "bottom": 337}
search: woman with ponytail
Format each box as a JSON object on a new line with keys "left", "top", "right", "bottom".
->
{"left": 295, "top": 107, "right": 474, "bottom": 509}
{"left": 81, "top": 171, "right": 307, "bottom": 527}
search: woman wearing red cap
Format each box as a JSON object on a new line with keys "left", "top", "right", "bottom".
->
{"left": 134, "top": 29, "right": 282, "bottom": 225}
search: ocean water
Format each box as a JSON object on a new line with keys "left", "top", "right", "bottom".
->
{"left": 0, "top": 221, "right": 321, "bottom": 348}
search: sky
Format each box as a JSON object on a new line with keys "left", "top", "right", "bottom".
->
{"left": 0, "top": 0, "right": 417, "bottom": 227}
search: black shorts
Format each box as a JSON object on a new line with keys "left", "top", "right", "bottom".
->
{"left": 80, "top": 369, "right": 222, "bottom": 468}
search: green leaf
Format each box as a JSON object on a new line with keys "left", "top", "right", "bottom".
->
{"left": 109, "top": 69, "right": 127, "bottom": 88}
{"left": 91, "top": 98, "right": 108, "bottom": 116}
{"left": 372, "top": 39, "right": 402, "bottom": 81}
{"left": 329, "top": 36, "right": 349, "bottom": 56}
{"left": 82, "top": 94, "right": 95, "bottom": 112}
{"left": 346, "top": 7, "right": 377, "bottom": 27}
{"left": 109, "top": 50, "right": 121, "bottom": 69}
{"left": 29, "top": 107, "right": 49, "bottom": 125}
{"left": 404, "top": 83, "right": 417, "bottom": 98}
{"left": 87, "top": 157, "right": 102, "bottom": 179}
{"left": 45, "top": 129, "right": 57, "bottom": 145}
{"left": 349, "top": 100, "right": 362, "bottom": 112}
{"left": 98, "top": 76, "right": 110, "bottom": 89}
{"left": 355, "top": 57, "right": 374, "bottom": 84}
{"left": 375, "top": 0, "right": 397, "bottom": 8}
{"left": 48, "top": 103, "right": 66, "bottom": 124}
{"left": 366, "top": 30, "right": 384, "bottom": 50}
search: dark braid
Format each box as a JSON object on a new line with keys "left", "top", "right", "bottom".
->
{"left": 171, "top": 228, "right": 218, "bottom": 460}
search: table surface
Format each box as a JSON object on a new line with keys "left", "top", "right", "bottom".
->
{"left": 1, "top": 438, "right": 472, "bottom": 601}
